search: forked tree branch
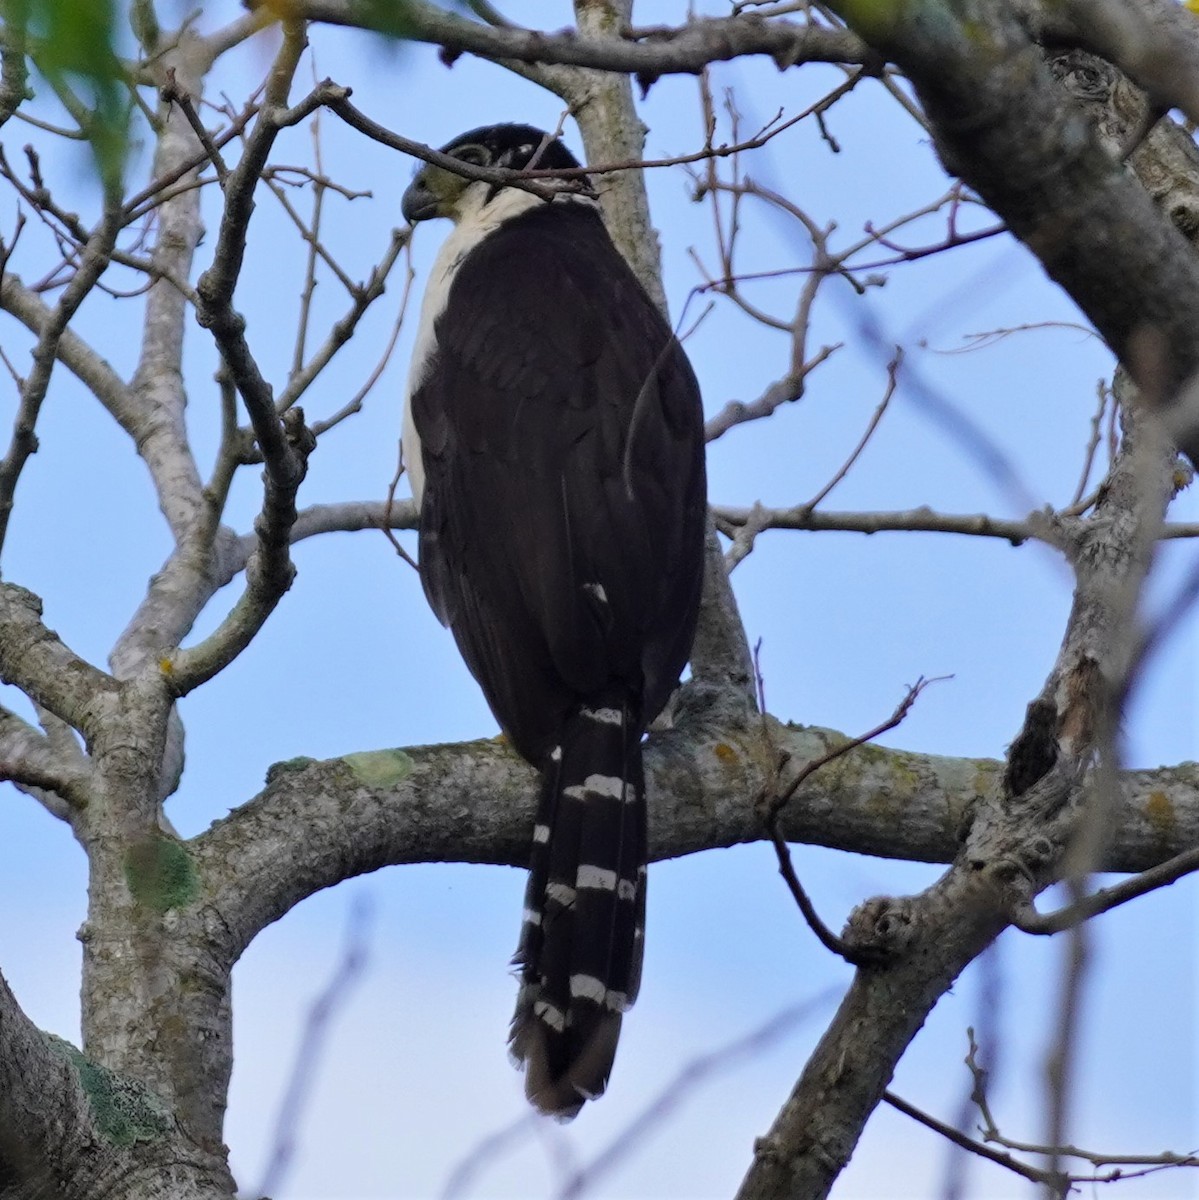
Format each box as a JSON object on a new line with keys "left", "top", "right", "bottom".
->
{"left": 179, "top": 22, "right": 318, "bottom": 695}
{"left": 734, "top": 389, "right": 1179, "bottom": 1198}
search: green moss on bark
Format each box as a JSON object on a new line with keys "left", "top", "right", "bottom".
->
{"left": 45, "top": 1036, "right": 171, "bottom": 1147}
{"left": 124, "top": 834, "right": 198, "bottom": 912}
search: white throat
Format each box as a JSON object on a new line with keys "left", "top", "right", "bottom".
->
{"left": 402, "top": 183, "right": 596, "bottom": 508}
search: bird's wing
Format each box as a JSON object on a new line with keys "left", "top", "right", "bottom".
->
{"left": 411, "top": 202, "right": 706, "bottom": 761}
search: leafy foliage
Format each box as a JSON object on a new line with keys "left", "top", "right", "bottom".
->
{"left": 8, "top": 0, "right": 129, "bottom": 190}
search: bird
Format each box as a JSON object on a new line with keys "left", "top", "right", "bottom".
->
{"left": 401, "top": 123, "right": 706, "bottom": 1117}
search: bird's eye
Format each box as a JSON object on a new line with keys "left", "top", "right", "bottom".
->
{"left": 451, "top": 144, "right": 489, "bottom": 166}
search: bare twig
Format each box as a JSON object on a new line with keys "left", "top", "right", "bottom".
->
{"left": 276, "top": 227, "right": 410, "bottom": 415}
{"left": 1012, "top": 843, "right": 1199, "bottom": 933}
{"left": 0, "top": 188, "right": 123, "bottom": 558}
{"left": 160, "top": 69, "right": 229, "bottom": 184}
{"left": 760, "top": 676, "right": 947, "bottom": 964}
{"left": 965, "top": 1029, "right": 1199, "bottom": 1176}
{"left": 255, "top": 896, "right": 374, "bottom": 1198}
{"left": 382, "top": 443, "right": 419, "bottom": 572}
{"left": 882, "top": 1091, "right": 1067, "bottom": 1193}
{"left": 309, "top": 238, "right": 415, "bottom": 437}
{"left": 802, "top": 348, "right": 901, "bottom": 511}
{"left": 555, "top": 996, "right": 839, "bottom": 1200}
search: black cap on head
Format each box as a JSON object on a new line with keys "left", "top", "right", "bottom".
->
{"left": 402, "top": 123, "right": 589, "bottom": 223}
{"left": 438, "top": 123, "right": 582, "bottom": 173}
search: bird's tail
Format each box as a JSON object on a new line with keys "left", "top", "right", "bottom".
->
{"left": 509, "top": 700, "right": 646, "bottom": 1118}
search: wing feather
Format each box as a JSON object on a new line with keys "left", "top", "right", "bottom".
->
{"left": 411, "top": 201, "right": 705, "bottom": 763}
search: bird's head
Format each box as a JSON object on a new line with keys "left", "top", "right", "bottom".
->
{"left": 401, "top": 123, "right": 589, "bottom": 224}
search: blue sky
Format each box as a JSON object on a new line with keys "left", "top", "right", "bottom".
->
{"left": 0, "top": 3, "right": 1195, "bottom": 1197}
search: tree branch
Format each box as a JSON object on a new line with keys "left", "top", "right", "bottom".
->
{"left": 0, "top": 702, "right": 93, "bottom": 814}
{"left": 1012, "top": 842, "right": 1199, "bottom": 934}
{"left": 191, "top": 708, "right": 1199, "bottom": 970}
{"left": 281, "top": 1, "right": 870, "bottom": 76}
{"left": 0, "top": 584, "right": 120, "bottom": 735}
{"left": 0, "top": 188, "right": 123, "bottom": 557}
{"left": 829, "top": 0, "right": 1199, "bottom": 468}
{"left": 882, "top": 1090, "right": 1066, "bottom": 1192}
{"left": 734, "top": 373, "right": 1179, "bottom": 1199}
{"left": 180, "top": 23, "right": 318, "bottom": 695}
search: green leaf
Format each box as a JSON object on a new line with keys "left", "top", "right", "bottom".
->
{"left": 20, "top": 0, "right": 129, "bottom": 191}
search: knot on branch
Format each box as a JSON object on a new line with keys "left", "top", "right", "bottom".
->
{"left": 281, "top": 406, "right": 317, "bottom": 461}
{"left": 842, "top": 895, "right": 916, "bottom": 964}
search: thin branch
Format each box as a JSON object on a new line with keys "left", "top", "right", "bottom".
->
{"left": 802, "top": 348, "right": 901, "bottom": 511}
{"left": 704, "top": 344, "right": 840, "bottom": 442}
{"left": 555, "top": 996, "right": 840, "bottom": 1200}
{"left": 255, "top": 897, "right": 373, "bottom": 1198}
{"left": 160, "top": 68, "right": 229, "bottom": 184}
{"left": 881, "top": 1091, "right": 1066, "bottom": 1193}
{"left": 309, "top": 238, "right": 415, "bottom": 437}
{"left": 1070, "top": 379, "right": 1111, "bottom": 508}
{"left": 965, "top": 1029, "right": 1199, "bottom": 1173}
{"left": 291, "top": 90, "right": 327, "bottom": 376}
{"left": 0, "top": 189, "right": 123, "bottom": 558}
{"left": 760, "top": 676, "right": 946, "bottom": 965}
{"left": 275, "top": 227, "right": 410, "bottom": 414}
{"left": 322, "top": 91, "right": 564, "bottom": 203}
{"left": 178, "top": 23, "right": 318, "bottom": 695}
{"left": 1012, "top": 844, "right": 1199, "bottom": 934}
{"left": 713, "top": 504, "right": 1038, "bottom": 545}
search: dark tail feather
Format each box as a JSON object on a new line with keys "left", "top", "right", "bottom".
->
{"left": 509, "top": 701, "right": 646, "bottom": 1118}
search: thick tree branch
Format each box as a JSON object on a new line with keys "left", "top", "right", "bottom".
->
{"left": 735, "top": 386, "right": 1179, "bottom": 1198}
{"left": 281, "top": 1, "right": 869, "bottom": 76}
{"left": 0, "top": 965, "right": 236, "bottom": 1200}
{"left": 0, "top": 703, "right": 93, "bottom": 814}
{"left": 0, "top": 584, "right": 120, "bottom": 736}
{"left": 192, "top": 711, "right": 1198, "bottom": 971}
{"left": 829, "top": 0, "right": 1199, "bottom": 468}
{"left": 0, "top": 966, "right": 99, "bottom": 1195}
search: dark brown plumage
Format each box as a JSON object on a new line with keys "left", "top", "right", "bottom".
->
{"left": 403, "top": 125, "right": 705, "bottom": 1116}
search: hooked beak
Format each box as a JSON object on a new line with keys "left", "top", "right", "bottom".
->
{"left": 402, "top": 171, "right": 443, "bottom": 223}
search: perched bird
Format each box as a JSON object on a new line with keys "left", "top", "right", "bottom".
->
{"left": 401, "top": 124, "right": 706, "bottom": 1117}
